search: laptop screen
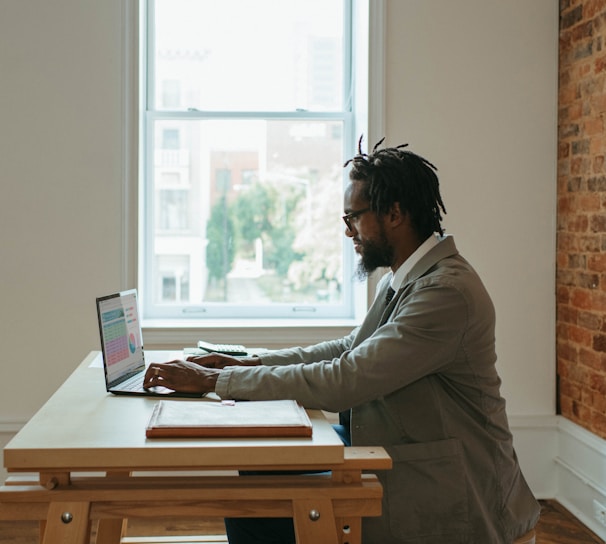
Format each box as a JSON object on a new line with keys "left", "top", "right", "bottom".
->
{"left": 96, "top": 289, "right": 145, "bottom": 386}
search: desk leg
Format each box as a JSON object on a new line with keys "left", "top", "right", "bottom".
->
{"left": 38, "top": 471, "right": 73, "bottom": 543}
{"left": 95, "top": 518, "right": 127, "bottom": 544}
{"left": 336, "top": 517, "right": 361, "bottom": 544}
{"left": 41, "top": 501, "right": 90, "bottom": 544}
{"left": 95, "top": 471, "right": 130, "bottom": 544}
{"left": 292, "top": 499, "right": 339, "bottom": 544}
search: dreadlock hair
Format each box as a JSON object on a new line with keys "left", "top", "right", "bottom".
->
{"left": 344, "top": 136, "right": 447, "bottom": 238}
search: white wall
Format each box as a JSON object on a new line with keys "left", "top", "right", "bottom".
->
{"left": 0, "top": 0, "right": 127, "bottom": 425}
{"left": 383, "top": 0, "right": 559, "bottom": 417}
{"left": 0, "top": 0, "right": 558, "bottom": 463}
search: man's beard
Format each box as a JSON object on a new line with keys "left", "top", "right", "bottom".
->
{"left": 355, "top": 230, "right": 393, "bottom": 280}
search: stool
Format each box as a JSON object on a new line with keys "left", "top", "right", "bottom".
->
{"left": 513, "top": 528, "right": 536, "bottom": 544}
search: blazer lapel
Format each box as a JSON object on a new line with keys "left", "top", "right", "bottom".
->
{"left": 352, "top": 279, "right": 394, "bottom": 347}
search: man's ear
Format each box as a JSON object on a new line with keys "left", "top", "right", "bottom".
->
{"left": 388, "top": 202, "right": 405, "bottom": 227}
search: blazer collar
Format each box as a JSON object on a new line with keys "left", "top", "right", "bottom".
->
{"left": 399, "top": 235, "right": 458, "bottom": 289}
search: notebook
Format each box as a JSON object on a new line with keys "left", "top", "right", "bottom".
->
{"left": 96, "top": 289, "right": 203, "bottom": 398}
{"left": 146, "top": 399, "right": 313, "bottom": 438}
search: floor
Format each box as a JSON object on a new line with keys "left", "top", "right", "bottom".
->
{"left": 535, "top": 501, "right": 604, "bottom": 544}
{"left": 0, "top": 500, "right": 603, "bottom": 543}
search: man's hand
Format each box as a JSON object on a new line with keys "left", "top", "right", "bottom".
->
{"left": 185, "top": 352, "right": 261, "bottom": 370}
{"left": 143, "top": 359, "right": 221, "bottom": 394}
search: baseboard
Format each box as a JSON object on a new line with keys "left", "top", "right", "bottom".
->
{"left": 0, "top": 421, "right": 21, "bottom": 434}
{"left": 554, "top": 417, "right": 606, "bottom": 540}
{"left": 0, "top": 426, "right": 21, "bottom": 485}
{"left": 509, "top": 414, "right": 559, "bottom": 499}
{"left": 507, "top": 415, "right": 606, "bottom": 539}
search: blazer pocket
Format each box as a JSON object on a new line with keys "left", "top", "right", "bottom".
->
{"left": 383, "top": 438, "right": 471, "bottom": 541}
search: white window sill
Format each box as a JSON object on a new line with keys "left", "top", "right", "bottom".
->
{"left": 142, "top": 318, "right": 359, "bottom": 351}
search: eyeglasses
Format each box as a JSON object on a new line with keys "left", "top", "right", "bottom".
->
{"left": 342, "top": 207, "right": 371, "bottom": 230}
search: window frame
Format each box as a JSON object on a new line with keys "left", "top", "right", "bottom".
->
{"left": 123, "top": 0, "right": 385, "bottom": 345}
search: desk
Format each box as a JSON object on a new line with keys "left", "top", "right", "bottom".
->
{"left": 1, "top": 351, "right": 391, "bottom": 544}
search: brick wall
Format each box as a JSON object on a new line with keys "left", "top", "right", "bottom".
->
{"left": 558, "top": 0, "right": 606, "bottom": 439}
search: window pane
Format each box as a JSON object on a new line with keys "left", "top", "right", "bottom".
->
{"left": 157, "top": 255, "right": 190, "bottom": 303}
{"left": 149, "top": 119, "right": 346, "bottom": 309}
{"left": 152, "top": 0, "right": 345, "bottom": 112}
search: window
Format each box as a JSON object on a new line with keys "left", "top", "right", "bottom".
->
{"left": 141, "top": 0, "right": 369, "bottom": 320}
{"left": 161, "top": 128, "right": 180, "bottom": 150}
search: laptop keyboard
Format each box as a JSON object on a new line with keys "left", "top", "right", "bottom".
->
{"left": 119, "top": 375, "right": 145, "bottom": 392}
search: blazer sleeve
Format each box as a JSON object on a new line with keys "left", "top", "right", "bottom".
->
{"left": 253, "top": 331, "right": 358, "bottom": 367}
{"left": 214, "top": 268, "right": 487, "bottom": 412}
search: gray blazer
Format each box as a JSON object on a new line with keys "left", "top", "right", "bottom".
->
{"left": 216, "top": 236, "right": 540, "bottom": 543}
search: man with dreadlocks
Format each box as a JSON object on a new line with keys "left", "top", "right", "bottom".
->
{"left": 144, "top": 138, "right": 540, "bottom": 543}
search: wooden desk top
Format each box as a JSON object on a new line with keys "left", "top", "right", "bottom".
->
{"left": 4, "top": 351, "right": 345, "bottom": 474}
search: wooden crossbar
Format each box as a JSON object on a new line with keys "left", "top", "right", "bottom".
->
{"left": 0, "top": 447, "right": 389, "bottom": 544}
{"left": 0, "top": 480, "right": 382, "bottom": 524}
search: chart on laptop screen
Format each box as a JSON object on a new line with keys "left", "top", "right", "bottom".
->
{"left": 99, "top": 292, "right": 143, "bottom": 375}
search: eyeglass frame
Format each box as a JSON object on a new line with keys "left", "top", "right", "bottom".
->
{"left": 342, "top": 207, "right": 371, "bottom": 230}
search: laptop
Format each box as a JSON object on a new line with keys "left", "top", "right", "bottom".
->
{"left": 96, "top": 289, "right": 203, "bottom": 398}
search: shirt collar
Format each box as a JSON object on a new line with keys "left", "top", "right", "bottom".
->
{"left": 390, "top": 233, "right": 443, "bottom": 290}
